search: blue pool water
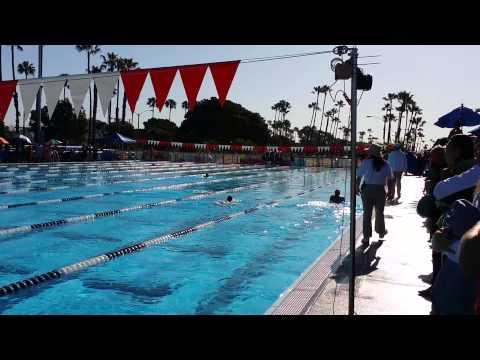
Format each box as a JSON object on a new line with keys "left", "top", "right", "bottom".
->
{"left": 0, "top": 160, "right": 352, "bottom": 314}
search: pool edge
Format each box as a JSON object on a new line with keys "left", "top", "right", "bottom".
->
{"left": 265, "top": 214, "right": 363, "bottom": 315}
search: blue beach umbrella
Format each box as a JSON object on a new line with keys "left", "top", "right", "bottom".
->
{"left": 435, "top": 104, "right": 480, "bottom": 128}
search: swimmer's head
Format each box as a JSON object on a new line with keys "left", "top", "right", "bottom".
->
{"left": 334, "top": 189, "right": 340, "bottom": 197}
{"left": 205, "top": 173, "right": 209, "bottom": 177}
{"left": 227, "top": 196, "right": 233, "bottom": 202}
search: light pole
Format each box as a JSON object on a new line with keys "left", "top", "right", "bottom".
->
{"left": 134, "top": 109, "right": 151, "bottom": 130}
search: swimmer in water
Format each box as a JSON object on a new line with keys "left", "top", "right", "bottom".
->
{"left": 329, "top": 189, "right": 345, "bottom": 204}
{"left": 216, "top": 195, "right": 237, "bottom": 206}
{"left": 204, "top": 173, "right": 209, "bottom": 178}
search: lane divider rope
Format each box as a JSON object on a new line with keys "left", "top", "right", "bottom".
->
{"left": 0, "top": 186, "right": 320, "bottom": 298}
{"left": 0, "top": 161, "right": 215, "bottom": 179}
{"left": 0, "top": 176, "right": 291, "bottom": 237}
{"left": 0, "top": 163, "right": 229, "bottom": 184}
{"left": 0, "top": 164, "right": 257, "bottom": 195}
{"left": 0, "top": 168, "right": 287, "bottom": 210}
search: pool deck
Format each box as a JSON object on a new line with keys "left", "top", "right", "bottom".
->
{"left": 268, "top": 175, "right": 432, "bottom": 315}
{"left": 308, "top": 175, "right": 431, "bottom": 315}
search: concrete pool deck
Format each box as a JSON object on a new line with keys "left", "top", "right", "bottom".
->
{"left": 268, "top": 175, "right": 432, "bottom": 315}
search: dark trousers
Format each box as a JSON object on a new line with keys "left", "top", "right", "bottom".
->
{"left": 393, "top": 171, "right": 403, "bottom": 198}
{"left": 361, "top": 184, "right": 386, "bottom": 239}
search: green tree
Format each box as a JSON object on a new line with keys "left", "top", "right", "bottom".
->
{"left": 105, "top": 121, "right": 136, "bottom": 139}
{"left": 177, "top": 97, "right": 269, "bottom": 144}
{"left": 17, "top": 61, "right": 35, "bottom": 79}
{"left": 143, "top": 117, "right": 178, "bottom": 141}
{"left": 41, "top": 100, "right": 87, "bottom": 144}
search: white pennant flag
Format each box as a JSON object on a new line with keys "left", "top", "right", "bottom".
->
{"left": 43, "top": 80, "right": 65, "bottom": 117}
{"left": 69, "top": 78, "right": 91, "bottom": 117}
{"left": 19, "top": 83, "right": 40, "bottom": 120}
{"left": 95, "top": 75, "right": 118, "bottom": 118}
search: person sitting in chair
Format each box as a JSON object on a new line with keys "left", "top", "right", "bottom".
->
{"left": 329, "top": 189, "right": 345, "bottom": 204}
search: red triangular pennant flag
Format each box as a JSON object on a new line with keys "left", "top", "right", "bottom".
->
{"left": 149, "top": 67, "right": 177, "bottom": 113}
{"left": 121, "top": 70, "right": 149, "bottom": 114}
{"left": 0, "top": 80, "right": 17, "bottom": 122}
{"left": 179, "top": 64, "right": 208, "bottom": 111}
{"left": 209, "top": 61, "right": 240, "bottom": 107}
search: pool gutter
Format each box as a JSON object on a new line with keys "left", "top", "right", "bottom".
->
{"left": 265, "top": 214, "right": 363, "bottom": 315}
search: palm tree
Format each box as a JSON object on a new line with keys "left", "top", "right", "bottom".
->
{"left": 405, "top": 104, "right": 422, "bottom": 142}
{"left": 147, "top": 97, "right": 156, "bottom": 118}
{"left": 395, "top": 91, "right": 413, "bottom": 143}
{"left": 282, "top": 119, "right": 291, "bottom": 139}
{"left": 90, "top": 65, "right": 106, "bottom": 144}
{"left": 308, "top": 101, "right": 316, "bottom": 127}
{"left": 332, "top": 117, "right": 341, "bottom": 140}
{"left": 342, "top": 126, "right": 351, "bottom": 141}
{"left": 382, "top": 115, "right": 388, "bottom": 144}
{"left": 59, "top": 74, "right": 70, "bottom": 101}
{"left": 101, "top": 52, "right": 119, "bottom": 123}
{"left": 182, "top": 101, "right": 189, "bottom": 115}
{"left": 76, "top": 45, "right": 101, "bottom": 142}
{"left": 335, "top": 99, "right": 345, "bottom": 122}
{"left": 325, "top": 108, "right": 337, "bottom": 143}
{"left": 75, "top": 45, "right": 101, "bottom": 98}
{"left": 118, "top": 58, "right": 139, "bottom": 123}
{"left": 10, "top": 45, "right": 23, "bottom": 134}
{"left": 311, "top": 85, "right": 330, "bottom": 143}
{"left": 17, "top": 61, "right": 35, "bottom": 79}
{"left": 165, "top": 99, "right": 177, "bottom": 122}
{"left": 413, "top": 118, "right": 426, "bottom": 151}
{"left": 275, "top": 100, "right": 291, "bottom": 139}
{"left": 271, "top": 103, "right": 279, "bottom": 121}
{"left": 382, "top": 93, "right": 397, "bottom": 143}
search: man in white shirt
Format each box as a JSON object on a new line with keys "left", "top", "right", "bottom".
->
{"left": 387, "top": 144, "right": 408, "bottom": 200}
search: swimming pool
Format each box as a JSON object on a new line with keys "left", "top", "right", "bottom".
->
{"left": 0, "top": 160, "right": 351, "bottom": 314}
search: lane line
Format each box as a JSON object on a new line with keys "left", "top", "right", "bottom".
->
{"left": 0, "top": 187, "right": 320, "bottom": 298}
{"left": 0, "top": 176, "right": 291, "bottom": 237}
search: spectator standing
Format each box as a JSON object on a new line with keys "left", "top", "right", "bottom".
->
{"left": 388, "top": 144, "right": 408, "bottom": 200}
{"left": 356, "top": 144, "right": 395, "bottom": 246}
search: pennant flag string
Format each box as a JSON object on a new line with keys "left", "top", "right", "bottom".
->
{"left": 0, "top": 81, "right": 17, "bottom": 122}
{"left": 0, "top": 48, "right": 342, "bottom": 122}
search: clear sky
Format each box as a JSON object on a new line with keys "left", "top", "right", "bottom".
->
{"left": 2, "top": 45, "right": 480, "bottom": 144}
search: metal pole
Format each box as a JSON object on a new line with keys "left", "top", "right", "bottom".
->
{"left": 35, "top": 45, "right": 43, "bottom": 144}
{"left": 348, "top": 46, "right": 358, "bottom": 316}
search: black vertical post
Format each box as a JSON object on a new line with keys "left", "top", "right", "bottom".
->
{"left": 35, "top": 45, "right": 43, "bottom": 144}
{"left": 348, "top": 47, "right": 358, "bottom": 315}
